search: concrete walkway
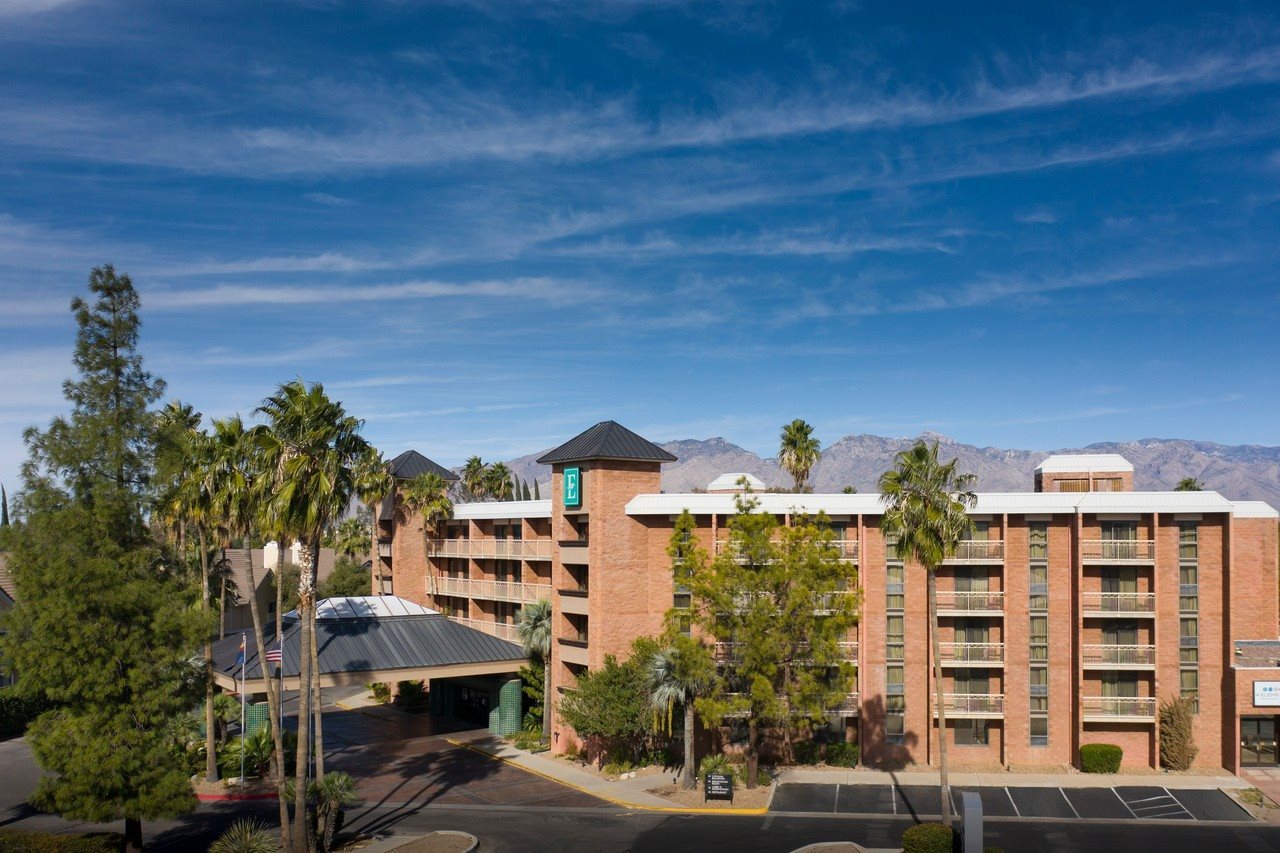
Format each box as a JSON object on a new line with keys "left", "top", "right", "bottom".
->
{"left": 779, "top": 766, "right": 1250, "bottom": 790}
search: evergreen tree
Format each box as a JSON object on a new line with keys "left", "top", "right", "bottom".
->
{"left": 2, "top": 266, "right": 207, "bottom": 852}
{"left": 1, "top": 483, "right": 9, "bottom": 527}
{"left": 522, "top": 481, "right": 532, "bottom": 501}
{"left": 533, "top": 479, "right": 541, "bottom": 500}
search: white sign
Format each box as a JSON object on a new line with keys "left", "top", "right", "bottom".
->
{"left": 1254, "top": 681, "right": 1280, "bottom": 707}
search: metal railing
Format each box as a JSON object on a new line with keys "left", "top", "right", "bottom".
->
{"left": 435, "top": 576, "right": 553, "bottom": 604}
{"left": 1082, "top": 644, "right": 1156, "bottom": 667}
{"left": 713, "top": 538, "right": 859, "bottom": 562}
{"left": 939, "top": 693, "right": 1005, "bottom": 715}
{"left": 450, "top": 616, "right": 520, "bottom": 642}
{"left": 1082, "top": 696, "right": 1157, "bottom": 720}
{"left": 428, "top": 539, "right": 553, "bottom": 560}
{"left": 935, "top": 591, "right": 1004, "bottom": 612}
{"left": 713, "top": 640, "right": 858, "bottom": 663}
{"left": 1081, "top": 539, "right": 1156, "bottom": 562}
{"left": 1081, "top": 592, "right": 1156, "bottom": 614}
{"left": 938, "top": 642, "right": 1005, "bottom": 664}
{"left": 943, "top": 540, "right": 1005, "bottom": 563}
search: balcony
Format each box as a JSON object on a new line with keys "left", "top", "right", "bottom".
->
{"left": 1081, "top": 539, "right": 1155, "bottom": 565}
{"left": 377, "top": 538, "right": 392, "bottom": 558}
{"left": 713, "top": 538, "right": 859, "bottom": 563}
{"left": 434, "top": 576, "right": 552, "bottom": 604}
{"left": 428, "top": 538, "right": 553, "bottom": 561}
{"left": 713, "top": 640, "right": 858, "bottom": 664}
{"left": 1082, "top": 695, "right": 1157, "bottom": 722}
{"left": 1082, "top": 644, "right": 1156, "bottom": 670}
{"left": 558, "top": 587, "right": 590, "bottom": 616}
{"left": 1081, "top": 592, "right": 1156, "bottom": 618}
{"left": 938, "top": 642, "right": 1004, "bottom": 667}
{"left": 936, "top": 591, "right": 1004, "bottom": 616}
{"left": 558, "top": 636, "right": 590, "bottom": 666}
{"left": 833, "top": 692, "right": 860, "bottom": 715}
{"left": 450, "top": 616, "right": 520, "bottom": 643}
{"left": 935, "top": 693, "right": 1005, "bottom": 719}
{"left": 942, "top": 540, "right": 1005, "bottom": 564}
{"left": 559, "top": 540, "right": 590, "bottom": 566}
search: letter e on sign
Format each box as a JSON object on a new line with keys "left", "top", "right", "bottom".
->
{"left": 564, "top": 467, "right": 581, "bottom": 508}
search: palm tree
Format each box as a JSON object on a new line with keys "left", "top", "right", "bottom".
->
{"left": 325, "top": 516, "right": 369, "bottom": 562}
{"left": 353, "top": 450, "right": 394, "bottom": 595}
{"left": 516, "top": 599, "right": 553, "bottom": 742}
{"left": 649, "top": 638, "right": 717, "bottom": 789}
{"left": 485, "top": 462, "right": 515, "bottom": 501}
{"left": 208, "top": 415, "right": 294, "bottom": 851}
{"left": 461, "top": 455, "right": 487, "bottom": 501}
{"left": 256, "top": 380, "right": 372, "bottom": 848}
{"left": 779, "top": 419, "right": 821, "bottom": 492}
{"left": 878, "top": 440, "right": 976, "bottom": 829}
{"left": 1175, "top": 477, "right": 1204, "bottom": 492}
{"left": 309, "top": 770, "right": 358, "bottom": 852}
{"left": 400, "top": 472, "right": 453, "bottom": 596}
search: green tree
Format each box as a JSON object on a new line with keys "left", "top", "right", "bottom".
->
{"left": 779, "top": 419, "right": 821, "bottom": 492}
{"left": 686, "top": 495, "right": 861, "bottom": 788}
{"left": 324, "top": 516, "right": 369, "bottom": 561}
{"left": 353, "top": 452, "right": 393, "bottom": 595}
{"left": 485, "top": 462, "right": 515, "bottom": 501}
{"left": 1174, "top": 477, "right": 1204, "bottom": 492}
{"left": 533, "top": 479, "right": 541, "bottom": 500}
{"left": 519, "top": 656, "right": 546, "bottom": 732}
{"left": 401, "top": 472, "right": 454, "bottom": 598}
{"left": 522, "top": 480, "right": 532, "bottom": 501}
{"left": 2, "top": 265, "right": 207, "bottom": 853}
{"left": 516, "top": 599, "right": 553, "bottom": 741}
{"left": 649, "top": 638, "right": 717, "bottom": 789}
{"left": 1, "top": 483, "right": 10, "bottom": 527}
{"left": 318, "top": 557, "right": 372, "bottom": 600}
{"left": 461, "top": 455, "right": 487, "bottom": 500}
{"left": 558, "top": 637, "right": 661, "bottom": 764}
{"left": 256, "top": 380, "right": 373, "bottom": 849}
{"left": 878, "top": 439, "right": 976, "bottom": 828}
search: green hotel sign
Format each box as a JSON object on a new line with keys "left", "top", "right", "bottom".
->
{"left": 563, "top": 467, "right": 582, "bottom": 508}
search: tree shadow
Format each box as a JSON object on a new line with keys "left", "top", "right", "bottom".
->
{"left": 858, "top": 694, "right": 919, "bottom": 772}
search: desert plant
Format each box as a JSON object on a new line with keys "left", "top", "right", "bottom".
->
{"left": 393, "top": 680, "right": 428, "bottom": 712}
{"left": 901, "top": 822, "right": 954, "bottom": 853}
{"left": 368, "top": 683, "right": 390, "bottom": 704}
{"left": 310, "top": 771, "right": 357, "bottom": 852}
{"left": 209, "top": 819, "right": 276, "bottom": 853}
{"left": 219, "top": 727, "right": 297, "bottom": 779}
{"left": 1159, "top": 695, "right": 1198, "bottom": 770}
{"left": 699, "top": 753, "right": 733, "bottom": 781}
{"left": 1079, "top": 743, "right": 1123, "bottom": 773}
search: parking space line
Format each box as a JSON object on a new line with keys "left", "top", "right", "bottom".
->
{"left": 890, "top": 784, "right": 897, "bottom": 816}
{"left": 833, "top": 784, "right": 840, "bottom": 814}
{"left": 1113, "top": 788, "right": 1140, "bottom": 819}
{"left": 1004, "top": 787, "right": 1020, "bottom": 817}
{"left": 1160, "top": 788, "right": 1195, "bottom": 820}
{"left": 1060, "top": 787, "right": 1081, "bottom": 819}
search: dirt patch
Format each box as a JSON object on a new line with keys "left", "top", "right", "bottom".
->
{"left": 648, "top": 781, "right": 772, "bottom": 810}
{"left": 550, "top": 755, "right": 672, "bottom": 782}
{"left": 390, "top": 832, "right": 477, "bottom": 852}
{"left": 192, "top": 777, "right": 277, "bottom": 800}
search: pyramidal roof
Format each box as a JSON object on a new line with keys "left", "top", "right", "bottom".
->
{"left": 537, "top": 420, "right": 678, "bottom": 465}
{"left": 389, "top": 449, "right": 459, "bottom": 481}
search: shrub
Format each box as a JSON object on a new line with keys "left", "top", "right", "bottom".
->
{"left": 1159, "top": 695, "right": 1198, "bottom": 771}
{"left": 901, "top": 822, "right": 954, "bottom": 853}
{"left": 1080, "top": 743, "right": 1123, "bottom": 773}
{"left": 394, "top": 680, "right": 428, "bottom": 713}
{"left": 368, "top": 683, "right": 390, "bottom": 704}
{"left": 792, "top": 741, "right": 821, "bottom": 765}
{"left": 563, "top": 737, "right": 581, "bottom": 760}
{"left": 0, "top": 830, "right": 122, "bottom": 852}
{"left": 699, "top": 753, "right": 733, "bottom": 781}
{"left": 209, "top": 819, "right": 276, "bottom": 853}
{"left": 509, "top": 730, "right": 547, "bottom": 752}
{"left": 825, "top": 742, "right": 858, "bottom": 768}
{"left": 0, "top": 687, "right": 52, "bottom": 737}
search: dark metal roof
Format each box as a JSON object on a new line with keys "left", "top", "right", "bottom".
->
{"left": 213, "top": 613, "right": 524, "bottom": 681}
{"left": 389, "top": 450, "right": 459, "bottom": 482}
{"left": 536, "top": 421, "right": 677, "bottom": 465}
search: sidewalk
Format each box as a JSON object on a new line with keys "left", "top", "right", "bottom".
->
{"left": 778, "top": 766, "right": 1250, "bottom": 790}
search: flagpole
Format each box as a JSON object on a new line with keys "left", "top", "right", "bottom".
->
{"left": 239, "top": 642, "right": 246, "bottom": 786}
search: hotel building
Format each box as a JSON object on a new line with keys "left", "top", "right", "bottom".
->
{"left": 376, "top": 421, "right": 1280, "bottom": 773}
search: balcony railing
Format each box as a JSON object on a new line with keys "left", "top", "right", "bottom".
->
{"left": 713, "top": 538, "right": 859, "bottom": 563}
{"left": 938, "top": 642, "right": 1004, "bottom": 665}
{"left": 428, "top": 539, "right": 553, "bottom": 560}
{"left": 937, "top": 693, "right": 1005, "bottom": 717}
{"left": 1081, "top": 539, "right": 1156, "bottom": 564}
{"left": 1082, "top": 695, "right": 1157, "bottom": 721}
{"left": 1081, "top": 592, "right": 1156, "bottom": 616}
{"left": 434, "top": 576, "right": 553, "bottom": 604}
{"left": 942, "top": 540, "right": 1005, "bottom": 563}
{"left": 1082, "top": 644, "right": 1156, "bottom": 668}
{"left": 450, "top": 616, "right": 520, "bottom": 643}
{"left": 718, "top": 692, "right": 860, "bottom": 717}
{"left": 936, "top": 591, "right": 1004, "bottom": 614}
{"left": 713, "top": 640, "right": 858, "bottom": 663}
{"left": 377, "top": 539, "right": 392, "bottom": 558}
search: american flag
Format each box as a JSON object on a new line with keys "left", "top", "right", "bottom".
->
{"left": 234, "top": 634, "right": 247, "bottom": 666}
{"left": 265, "top": 643, "right": 283, "bottom": 663}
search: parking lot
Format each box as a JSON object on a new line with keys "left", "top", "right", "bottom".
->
{"left": 770, "top": 782, "right": 1254, "bottom": 822}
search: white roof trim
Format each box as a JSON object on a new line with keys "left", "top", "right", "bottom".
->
{"left": 707, "top": 472, "right": 767, "bottom": 491}
{"left": 1035, "top": 453, "right": 1133, "bottom": 473}
{"left": 453, "top": 499, "right": 552, "bottom": 520}
{"left": 1231, "top": 501, "right": 1280, "bottom": 519}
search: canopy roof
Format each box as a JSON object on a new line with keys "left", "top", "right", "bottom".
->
{"left": 537, "top": 420, "right": 677, "bottom": 465}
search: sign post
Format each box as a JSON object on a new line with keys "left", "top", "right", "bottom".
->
{"left": 563, "top": 467, "right": 581, "bottom": 509}
{"left": 704, "top": 772, "right": 734, "bottom": 805}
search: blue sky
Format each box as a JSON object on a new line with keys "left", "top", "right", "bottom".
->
{"left": 2, "top": 0, "right": 1280, "bottom": 491}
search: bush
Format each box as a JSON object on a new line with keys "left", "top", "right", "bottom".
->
{"left": 393, "top": 680, "right": 428, "bottom": 713}
{"left": 793, "top": 741, "right": 821, "bottom": 765}
{"left": 699, "top": 753, "right": 733, "bottom": 781}
{"left": 0, "top": 687, "right": 52, "bottom": 738}
{"left": 209, "top": 819, "right": 276, "bottom": 853}
{"left": 1080, "top": 743, "right": 1123, "bottom": 773}
{"left": 825, "top": 742, "right": 858, "bottom": 768}
{"left": 901, "top": 822, "right": 954, "bottom": 853}
{"left": 509, "top": 730, "right": 547, "bottom": 752}
{"left": 1159, "top": 695, "right": 1198, "bottom": 771}
{"left": 0, "top": 830, "right": 123, "bottom": 852}
{"left": 368, "top": 683, "right": 390, "bottom": 704}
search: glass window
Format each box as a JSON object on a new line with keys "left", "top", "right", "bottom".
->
{"left": 969, "top": 520, "right": 990, "bottom": 542}
{"left": 955, "top": 719, "right": 988, "bottom": 746}
{"left": 887, "top": 665, "right": 904, "bottom": 694}
{"left": 1029, "top": 523, "right": 1048, "bottom": 561}
{"left": 1030, "top": 616, "right": 1048, "bottom": 661}
{"left": 885, "top": 713, "right": 904, "bottom": 743}
{"left": 886, "top": 615, "right": 904, "bottom": 661}
{"left": 1180, "top": 617, "right": 1199, "bottom": 642}
{"left": 1030, "top": 714, "right": 1049, "bottom": 746}
{"left": 1179, "top": 523, "right": 1198, "bottom": 561}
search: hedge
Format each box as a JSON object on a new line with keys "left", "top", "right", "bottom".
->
{"left": 792, "top": 742, "right": 821, "bottom": 765}
{"left": 901, "top": 822, "right": 954, "bottom": 853}
{"left": 1080, "top": 743, "right": 1123, "bottom": 773}
{"left": 825, "top": 742, "right": 858, "bottom": 768}
{"left": 0, "top": 688, "right": 52, "bottom": 738}
{"left": 0, "top": 830, "right": 123, "bottom": 852}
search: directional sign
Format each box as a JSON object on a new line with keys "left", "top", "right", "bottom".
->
{"left": 704, "top": 772, "right": 733, "bottom": 803}
{"left": 563, "top": 467, "right": 581, "bottom": 508}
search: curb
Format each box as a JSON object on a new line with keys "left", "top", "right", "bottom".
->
{"left": 196, "top": 791, "right": 278, "bottom": 802}
{"left": 444, "top": 737, "right": 771, "bottom": 815}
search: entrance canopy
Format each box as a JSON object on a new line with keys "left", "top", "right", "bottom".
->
{"left": 212, "top": 596, "right": 526, "bottom": 692}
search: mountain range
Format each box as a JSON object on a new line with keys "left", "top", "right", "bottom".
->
{"left": 495, "top": 433, "right": 1280, "bottom": 507}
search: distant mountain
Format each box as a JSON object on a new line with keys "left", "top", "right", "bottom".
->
{"left": 488, "top": 433, "right": 1280, "bottom": 507}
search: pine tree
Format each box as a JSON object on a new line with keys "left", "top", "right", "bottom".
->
{"left": 533, "top": 480, "right": 541, "bottom": 500}
{"left": 1, "top": 483, "right": 9, "bottom": 527}
{"left": 1, "top": 266, "right": 208, "bottom": 853}
{"left": 522, "top": 481, "right": 532, "bottom": 501}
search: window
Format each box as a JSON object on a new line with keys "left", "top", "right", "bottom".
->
{"left": 885, "top": 712, "right": 905, "bottom": 744}
{"left": 1179, "top": 562, "right": 1199, "bottom": 612}
{"left": 1104, "top": 622, "right": 1138, "bottom": 646}
{"left": 1030, "top": 616, "right": 1048, "bottom": 662}
{"left": 1178, "top": 522, "right": 1198, "bottom": 562}
{"left": 886, "top": 616, "right": 905, "bottom": 661}
{"left": 886, "top": 665, "right": 904, "bottom": 695}
{"left": 1056, "top": 478, "right": 1089, "bottom": 493}
{"left": 1180, "top": 617, "right": 1199, "bottom": 647}
{"left": 1102, "top": 673, "right": 1139, "bottom": 698}
{"left": 1101, "top": 520, "right": 1137, "bottom": 541}
{"left": 886, "top": 562, "right": 905, "bottom": 610}
{"left": 1180, "top": 668, "right": 1199, "bottom": 712}
{"left": 1029, "top": 523, "right": 1048, "bottom": 562}
{"left": 1029, "top": 562, "right": 1048, "bottom": 611}
{"left": 968, "top": 520, "right": 990, "bottom": 541}
{"left": 1030, "top": 714, "right": 1049, "bottom": 746}
{"left": 955, "top": 719, "right": 988, "bottom": 746}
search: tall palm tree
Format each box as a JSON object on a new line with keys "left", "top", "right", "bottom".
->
{"left": 208, "top": 415, "right": 294, "bottom": 850}
{"left": 256, "top": 380, "right": 372, "bottom": 849}
{"left": 878, "top": 440, "right": 976, "bottom": 829}
{"left": 325, "top": 516, "right": 369, "bottom": 562}
{"left": 515, "top": 599, "right": 553, "bottom": 742}
{"left": 1175, "top": 477, "right": 1204, "bottom": 492}
{"left": 485, "top": 462, "right": 515, "bottom": 501}
{"left": 649, "top": 638, "right": 717, "bottom": 789}
{"left": 400, "top": 472, "right": 454, "bottom": 595}
{"left": 461, "top": 455, "right": 487, "bottom": 501}
{"left": 354, "top": 450, "right": 394, "bottom": 595}
{"left": 779, "top": 419, "right": 821, "bottom": 492}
